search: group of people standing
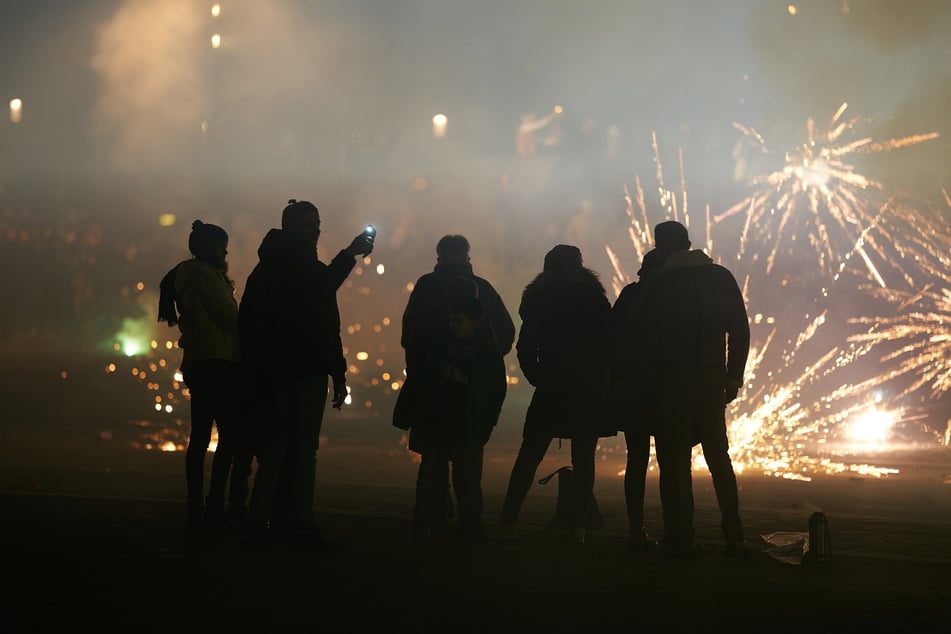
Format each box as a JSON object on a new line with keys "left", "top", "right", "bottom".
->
{"left": 159, "top": 198, "right": 751, "bottom": 559}
{"left": 159, "top": 199, "right": 373, "bottom": 549}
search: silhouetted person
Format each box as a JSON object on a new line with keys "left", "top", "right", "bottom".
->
{"left": 406, "top": 294, "right": 506, "bottom": 544}
{"left": 635, "top": 221, "right": 751, "bottom": 559}
{"left": 400, "top": 234, "right": 515, "bottom": 532}
{"left": 238, "top": 199, "right": 373, "bottom": 550}
{"left": 607, "top": 248, "right": 662, "bottom": 553}
{"left": 499, "top": 245, "right": 612, "bottom": 544}
{"left": 158, "top": 220, "right": 243, "bottom": 531}
{"left": 402, "top": 234, "right": 515, "bottom": 365}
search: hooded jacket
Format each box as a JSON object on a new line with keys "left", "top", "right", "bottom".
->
{"left": 637, "top": 249, "right": 750, "bottom": 387}
{"left": 172, "top": 259, "right": 239, "bottom": 363}
{"left": 401, "top": 260, "right": 515, "bottom": 360}
{"left": 407, "top": 329, "right": 507, "bottom": 454}
{"left": 238, "top": 229, "right": 355, "bottom": 381}
{"left": 517, "top": 266, "right": 612, "bottom": 438}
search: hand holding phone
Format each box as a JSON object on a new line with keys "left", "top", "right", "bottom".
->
{"left": 347, "top": 224, "right": 376, "bottom": 257}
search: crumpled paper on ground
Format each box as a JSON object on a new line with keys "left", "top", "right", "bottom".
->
{"left": 760, "top": 531, "right": 809, "bottom": 565}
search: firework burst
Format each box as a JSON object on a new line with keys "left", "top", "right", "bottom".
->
{"left": 845, "top": 195, "right": 951, "bottom": 401}
{"left": 605, "top": 116, "right": 947, "bottom": 481}
{"left": 606, "top": 131, "right": 713, "bottom": 296}
{"left": 716, "top": 103, "right": 938, "bottom": 280}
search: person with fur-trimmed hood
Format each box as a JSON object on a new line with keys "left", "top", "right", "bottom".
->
{"left": 498, "top": 244, "right": 612, "bottom": 544}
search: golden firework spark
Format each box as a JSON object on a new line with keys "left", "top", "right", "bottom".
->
{"left": 717, "top": 103, "right": 938, "bottom": 278}
{"left": 603, "top": 122, "right": 949, "bottom": 481}
{"left": 605, "top": 131, "right": 713, "bottom": 297}
{"left": 845, "top": 197, "right": 951, "bottom": 400}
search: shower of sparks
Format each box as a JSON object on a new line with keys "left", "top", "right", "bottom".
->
{"left": 715, "top": 103, "right": 938, "bottom": 279}
{"left": 604, "top": 118, "right": 948, "bottom": 481}
{"left": 606, "top": 131, "right": 712, "bottom": 297}
{"left": 845, "top": 197, "right": 951, "bottom": 401}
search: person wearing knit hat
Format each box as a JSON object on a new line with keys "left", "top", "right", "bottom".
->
{"left": 542, "top": 244, "right": 583, "bottom": 272}
{"left": 653, "top": 220, "right": 691, "bottom": 253}
{"left": 158, "top": 219, "right": 245, "bottom": 531}
{"left": 187, "top": 221, "right": 229, "bottom": 264}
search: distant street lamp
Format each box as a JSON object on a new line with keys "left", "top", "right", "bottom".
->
{"left": 10, "top": 98, "right": 22, "bottom": 123}
{"left": 432, "top": 113, "right": 447, "bottom": 138}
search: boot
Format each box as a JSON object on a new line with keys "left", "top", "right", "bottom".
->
{"left": 567, "top": 527, "right": 586, "bottom": 545}
{"left": 628, "top": 520, "right": 659, "bottom": 554}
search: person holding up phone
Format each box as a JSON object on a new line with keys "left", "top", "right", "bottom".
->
{"left": 238, "top": 199, "right": 374, "bottom": 550}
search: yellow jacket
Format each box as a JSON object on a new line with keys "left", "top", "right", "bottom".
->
{"left": 173, "top": 259, "right": 239, "bottom": 362}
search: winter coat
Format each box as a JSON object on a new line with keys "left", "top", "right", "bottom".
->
{"left": 517, "top": 267, "right": 613, "bottom": 439}
{"left": 238, "top": 229, "right": 355, "bottom": 381}
{"left": 172, "top": 259, "right": 239, "bottom": 364}
{"left": 604, "top": 278, "right": 654, "bottom": 433}
{"left": 635, "top": 249, "right": 750, "bottom": 389}
{"left": 406, "top": 329, "right": 507, "bottom": 455}
{"left": 401, "top": 261, "right": 515, "bottom": 362}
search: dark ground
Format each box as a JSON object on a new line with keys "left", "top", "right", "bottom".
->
{"left": 3, "top": 428, "right": 951, "bottom": 633}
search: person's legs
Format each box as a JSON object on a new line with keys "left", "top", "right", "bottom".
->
{"left": 183, "top": 362, "right": 214, "bottom": 529}
{"left": 654, "top": 374, "right": 697, "bottom": 551}
{"left": 454, "top": 443, "right": 485, "bottom": 542}
{"left": 227, "top": 431, "right": 255, "bottom": 526}
{"left": 499, "top": 433, "right": 551, "bottom": 527}
{"left": 286, "top": 374, "right": 329, "bottom": 533}
{"left": 229, "top": 369, "right": 265, "bottom": 525}
{"left": 624, "top": 428, "right": 651, "bottom": 538}
{"left": 245, "top": 378, "right": 294, "bottom": 540}
{"left": 203, "top": 362, "right": 236, "bottom": 527}
{"left": 696, "top": 388, "right": 743, "bottom": 545}
{"left": 413, "top": 445, "right": 450, "bottom": 542}
{"left": 568, "top": 434, "right": 597, "bottom": 532}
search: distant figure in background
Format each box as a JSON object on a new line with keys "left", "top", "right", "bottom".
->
{"left": 238, "top": 199, "right": 374, "bottom": 550}
{"left": 515, "top": 110, "right": 558, "bottom": 157}
{"left": 158, "top": 220, "right": 243, "bottom": 531}
{"left": 405, "top": 293, "right": 507, "bottom": 544}
{"left": 634, "top": 221, "right": 751, "bottom": 559}
{"left": 606, "top": 248, "right": 662, "bottom": 553}
{"left": 499, "top": 244, "right": 613, "bottom": 545}
{"left": 399, "top": 234, "right": 515, "bottom": 537}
